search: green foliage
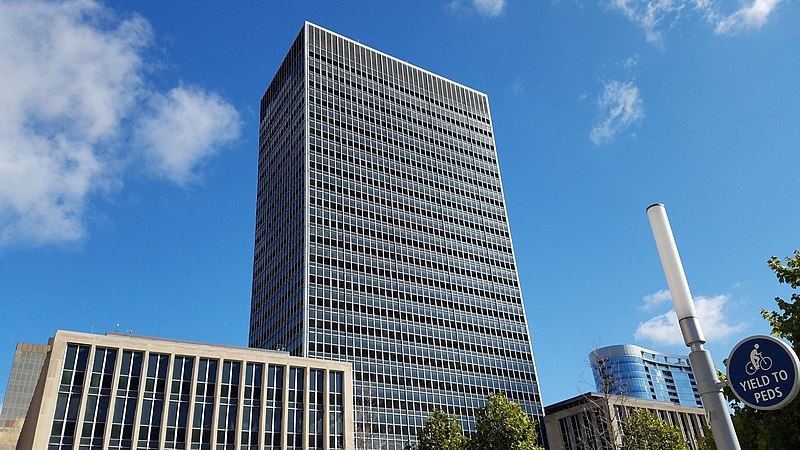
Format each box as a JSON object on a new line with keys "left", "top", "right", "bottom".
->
{"left": 621, "top": 409, "right": 687, "bottom": 450}
{"left": 407, "top": 393, "right": 543, "bottom": 450}
{"left": 695, "top": 425, "right": 716, "bottom": 450}
{"left": 763, "top": 251, "right": 800, "bottom": 349}
{"left": 722, "top": 251, "right": 800, "bottom": 450}
{"left": 729, "top": 403, "right": 800, "bottom": 450}
{"left": 468, "top": 392, "right": 543, "bottom": 450}
{"left": 406, "top": 409, "right": 466, "bottom": 450}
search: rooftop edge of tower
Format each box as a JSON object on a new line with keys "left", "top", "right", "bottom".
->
{"left": 301, "top": 21, "right": 489, "bottom": 99}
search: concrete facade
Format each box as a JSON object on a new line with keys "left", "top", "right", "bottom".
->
{"left": 544, "top": 392, "right": 709, "bottom": 450}
{"left": 16, "top": 330, "right": 354, "bottom": 450}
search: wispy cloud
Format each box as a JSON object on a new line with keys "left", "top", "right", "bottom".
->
{"left": 589, "top": 80, "right": 644, "bottom": 145}
{"left": 0, "top": 0, "right": 240, "bottom": 247}
{"left": 640, "top": 289, "right": 672, "bottom": 311}
{"left": 608, "top": 0, "right": 691, "bottom": 44}
{"left": 448, "top": 0, "right": 506, "bottom": 17}
{"left": 607, "top": 0, "right": 782, "bottom": 43}
{"left": 635, "top": 294, "right": 746, "bottom": 345}
{"left": 715, "top": 0, "right": 780, "bottom": 35}
{"left": 623, "top": 54, "right": 640, "bottom": 69}
{"left": 511, "top": 76, "right": 526, "bottom": 95}
{"left": 473, "top": 0, "right": 506, "bottom": 17}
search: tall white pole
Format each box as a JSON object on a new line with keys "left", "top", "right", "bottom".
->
{"left": 646, "top": 203, "right": 740, "bottom": 450}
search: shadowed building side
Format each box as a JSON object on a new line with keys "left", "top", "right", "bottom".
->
{"left": 0, "top": 343, "right": 49, "bottom": 450}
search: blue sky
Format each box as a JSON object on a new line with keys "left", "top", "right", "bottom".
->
{"left": 1, "top": 0, "right": 798, "bottom": 410}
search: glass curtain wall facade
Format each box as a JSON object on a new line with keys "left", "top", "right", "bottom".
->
{"left": 0, "top": 343, "right": 50, "bottom": 450}
{"left": 590, "top": 345, "right": 701, "bottom": 407}
{"left": 251, "top": 22, "right": 545, "bottom": 449}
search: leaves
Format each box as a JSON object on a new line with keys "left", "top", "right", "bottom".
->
{"left": 695, "top": 425, "right": 717, "bottom": 450}
{"left": 621, "top": 409, "right": 687, "bottom": 450}
{"left": 721, "top": 250, "right": 800, "bottom": 450}
{"left": 409, "top": 393, "right": 543, "bottom": 450}
{"left": 767, "top": 251, "right": 800, "bottom": 289}
{"left": 469, "top": 392, "right": 544, "bottom": 450}
{"left": 762, "top": 251, "right": 800, "bottom": 348}
{"left": 408, "top": 409, "right": 466, "bottom": 450}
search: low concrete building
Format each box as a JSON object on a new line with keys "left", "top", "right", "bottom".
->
{"left": 14, "top": 330, "right": 354, "bottom": 450}
{"left": 544, "top": 392, "right": 709, "bottom": 450}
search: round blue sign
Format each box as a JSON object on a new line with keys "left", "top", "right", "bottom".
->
{"left": 727, "top": 335, "right": 800, "bottom": 410}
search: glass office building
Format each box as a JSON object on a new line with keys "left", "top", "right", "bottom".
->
{"left": 590, "top": 345, "right": 701, "bottom": 407}
{"left": 251, "top": 22, "right": 545, "bottom": 449}
{"left": 0, "top": 343, "right": 49, "bottom": 450}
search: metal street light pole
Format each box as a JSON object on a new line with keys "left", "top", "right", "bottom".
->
{"left": 646, "top": 203, "right": 740, "bottom": 450}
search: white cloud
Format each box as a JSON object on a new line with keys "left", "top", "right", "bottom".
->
{"left": 635, "top": 294, "right": 746, "bottom": 345}
{"left": 511, "top": 76, "right": 525, "bottom": 95}
{"left": 640, "top": 289, "right": 672, "bottom": 311}
{"left": 0, "top": 0, "right": 148, "bottom": 245}
{"left": 448, "top": 0, "right": 505, "bottom": 17}
{"left": 623, "top": 54, "right": 640, "bottom": 69}
{"left": 589, "top": 80, "right": 644, "bottom": 145}
{"left": 0, "top": 0, "right": 240, "bottom": 247}
{"left": 473, "top": 0, "right": 506, "bottom": 17}
{"left": 715, "top": 0, "right": 780, "bottom": 35}
{"left": 608, "top": 0, "right": 692, "bottom": 44}
{"left": 137, "top": 87, "right": 241, "bottom": 186}
{"left": 607, "top": 0, "right": 781, "bottom": 42}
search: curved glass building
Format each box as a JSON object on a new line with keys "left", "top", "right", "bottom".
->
{"left": 590, "top": 344, "right": 701, "bottom": 407}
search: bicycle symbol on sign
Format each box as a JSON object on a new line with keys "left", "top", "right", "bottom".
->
{"left": 745, "top": 344, "right": 773, "bottom": 375}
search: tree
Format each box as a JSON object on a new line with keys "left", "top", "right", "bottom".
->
{"left": 583, "top": 350, "right": 635, "bottom": 448}
{"left": 355, "top": 388, "right": 388, "bottom": 450}
{"left": 588, "top": 346, "right": 708, "bottom": 448}
{"left": 621, "top": 409, "right": 687, "bottom": 450}
{"left": 468, "top": 392, "right": 544, "bottom": 450}
{"left": 763, "top": 251, "right": 800, "bottom": 349}
{"left": 695, "top": 425, "right": 716, "bottom": 450}
{"left": 722, "top": 250, "right": 800, "bottom": 450}
{"left": 404, "top": 409, "right": 466, "bottom": 450}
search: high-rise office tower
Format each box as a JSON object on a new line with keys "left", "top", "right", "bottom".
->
{"left": 250, "top": 22, "right": 545, "bottom": 449}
